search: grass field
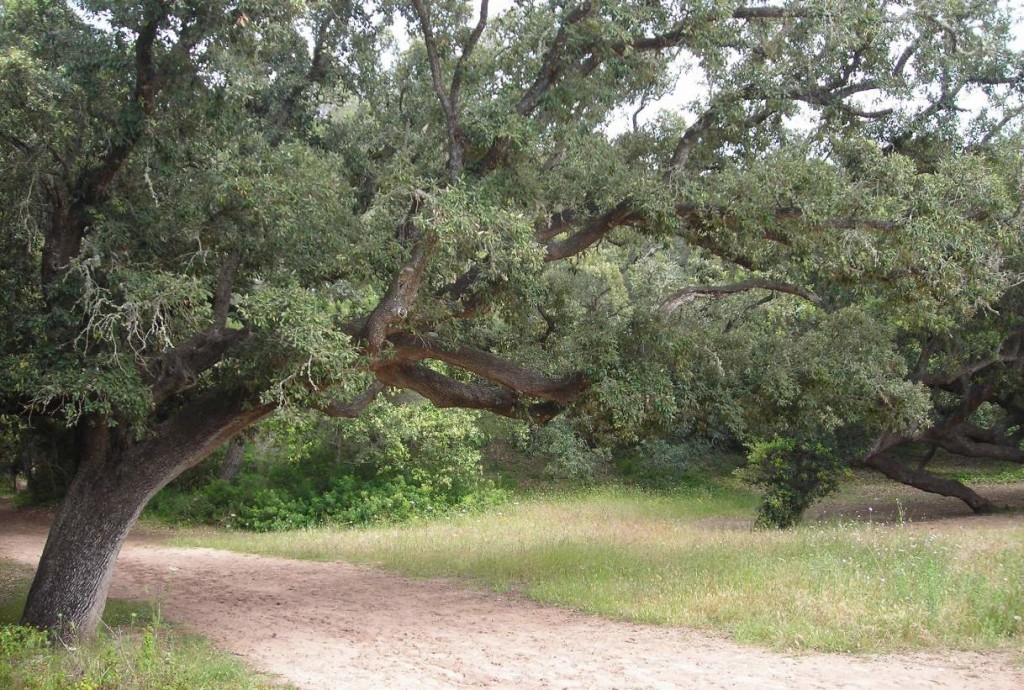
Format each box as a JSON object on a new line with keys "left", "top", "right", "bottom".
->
{"left": 0, "top": 560, "right": 289, "bottom": 689}
{"left": 170, "top": 484, "right": 1024, "bottom": 654}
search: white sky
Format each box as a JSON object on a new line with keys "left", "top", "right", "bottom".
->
{"left": 75, "top": 0, "right": 1023, "bottom": 136}
{"left": 394, "top": 0, "right": 1024, "bottom": 136}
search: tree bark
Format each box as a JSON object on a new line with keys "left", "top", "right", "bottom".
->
{"left": 20, "top": 395, "right": 273, "bottom": 639}
{"left": 862, "top": 453, "right": 997, "bottom": 514}
{"left": 20, "top": 421, "right": 148, "bottom": 638}
{"left": 218, "top": 438, "right": 246, "bottom": 483}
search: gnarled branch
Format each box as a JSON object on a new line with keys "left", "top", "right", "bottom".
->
{"left": 361, "top": 233, "right": 437, "bottom": 355}
{"left": 148, "top": 328, "right": 250, "bottom": 406}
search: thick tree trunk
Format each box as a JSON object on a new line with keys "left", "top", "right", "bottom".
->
{"left": 863, "top": 453, "right": 997, "bottom": 514}
{"left": 20, "top": 395, "right": 273, "bottom": 639}
{"left": 20, "top": 426, "right": 151, "bottom": 637}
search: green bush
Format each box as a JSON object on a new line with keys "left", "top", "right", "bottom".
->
{"left": 616, "top": 438, "right": 744, "bottom": 490}
{"left": 148, "top": 401, "right": 507, "bottom": 530}
{"left": 741, "top": 436, "right": 847, "bottom": 528}
{"left": 513, "top": 422, "right": 611, "bottom": 483}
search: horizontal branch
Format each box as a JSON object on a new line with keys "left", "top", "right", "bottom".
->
{"left": 921, "top": 423, "right": 1024, "bottom": 464}
{"left": 386, "top": 332, "right": 586, "bottom": 404}
{"left": 919, "top": 354, "right": 1024, "bottom": 387}
{"left": 535, "top": 209, "right": 578, "bottom": 243}
{"left": 918, "top": 330, "right": 1024, "bottom": 387}
{"left": 545, "top": 200, "right": 640, "bottom": 261}
{"left": 660, "top": 278, "right": 824, "bottom": 316}
{"left": 732, "top": 7, "right": 807, "bottom": 20}
{"left": 373, "top": 363, "right": 563, "bottom": 423}
{"left": 534, "top": 197, "right": 900, "bottom": 271}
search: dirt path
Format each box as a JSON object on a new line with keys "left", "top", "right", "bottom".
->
{"left": 1, "top": 506, "right": 1020, "bottom": 690}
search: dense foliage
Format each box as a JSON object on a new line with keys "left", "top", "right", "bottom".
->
{"left": 1, "top": 0, "right": 1022, "bottom": 633}
{"left": 149, "top": 402, "right": 505, "bottom": 530}
{"left": 741, "top": 436, "right": 846, "bottom": 528}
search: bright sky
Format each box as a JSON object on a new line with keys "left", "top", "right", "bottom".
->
{"left": 74, "top": 0, "right": 1023, "bottom": 136}
{"left": 404, "top": 0, "right": 1024, "bottom": 136}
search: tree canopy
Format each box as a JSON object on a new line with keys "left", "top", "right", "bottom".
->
{"left": 1, "top": 0, "right": 1022, "bottom": 636}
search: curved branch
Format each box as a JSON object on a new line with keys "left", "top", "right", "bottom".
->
{"left": 386, "top": 332, "right": 586, "bottom": 404}
{"left": 374, "top": 363, "right": 563, "bottom": 423}
{"left": 862, "top": 452, "right": 996, "bottom": 513}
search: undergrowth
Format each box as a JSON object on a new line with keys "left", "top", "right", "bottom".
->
{"left": 147, "top": 403, "right": 508, "bottom": 531}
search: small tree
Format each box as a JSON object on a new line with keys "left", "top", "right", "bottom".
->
{"left": 743, "top": 437, "right": 846, "bottom": 528}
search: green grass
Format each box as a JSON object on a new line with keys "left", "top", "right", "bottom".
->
{"left": 942, "top": 460, "right": 1024, "bottom": 485}
{"left": 0, "top": 560, "right": 290, "bottom": 689}
{"left": 170, "top": 485, "right": 1024, "bottom": 654}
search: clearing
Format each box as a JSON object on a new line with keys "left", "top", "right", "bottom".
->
{"left": 1, "top": 498, "right": 1021, "bottom": 689}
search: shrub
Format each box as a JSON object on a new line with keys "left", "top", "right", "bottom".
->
{"left": 740, "top": 436, "right": 847, "bottom": 528}
{"left": 511, "top": 421, "right": 611, "bottom": 483}
{"left": 148, "top": 401, "right": 506, "bottom": 530}
{"left": 616, "top": 437, "right": 742, "bottom": 490}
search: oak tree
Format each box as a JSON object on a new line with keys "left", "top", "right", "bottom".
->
{"left": 1, "top": 0, "right": 1021, "bottom": 636}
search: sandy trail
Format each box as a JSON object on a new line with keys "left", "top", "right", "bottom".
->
{"left": 1, "top": 505, "right": 1020, "bottom": 690}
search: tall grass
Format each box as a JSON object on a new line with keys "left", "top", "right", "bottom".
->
{"left": 0, "top": 560, "right": 289, "bottom": 689}
{"left": 173, "top": 485, "right": 1024, "bottom": 653}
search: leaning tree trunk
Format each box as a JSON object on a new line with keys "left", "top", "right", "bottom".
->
{"left": 21, "top": 394, "right": 273, "bottom": 639}
{"left": 863, "top": 453, "right": 996, "bottom": 514}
